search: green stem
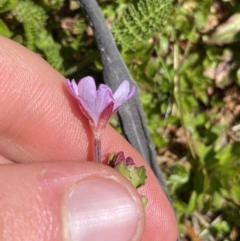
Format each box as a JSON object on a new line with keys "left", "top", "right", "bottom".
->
{"left": 173, "top": 26, "right": 197, "bottom": 159}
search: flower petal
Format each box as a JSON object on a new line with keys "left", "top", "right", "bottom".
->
{"left": 96, "top": 84, "right": 114, "bottom": 114}
{"left": 77, "top": 76, "right": 97, "bottom": 100}
{"left": 66, "top": 79, "right": 79, "bottom": 98}
{"left": 76, "top": 76, "right": 99, "bottom": 124}
{"left": 78, "top": 101, "right": 94, "bottom": 125}
{"left": 113, "top": 80, "right": 135, "bottom": 110}
{"left": 114, "top": 151, "right": 125, "bottom": 164}
{"left": 97, "top": 101, "right": 114, "bottom": 129}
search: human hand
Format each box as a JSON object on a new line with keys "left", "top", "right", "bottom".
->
{"left": 0, "top": 36, "right": 178, "bottom": 241}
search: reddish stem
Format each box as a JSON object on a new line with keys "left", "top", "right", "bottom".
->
{"left": 94, "top": 133, "right": 102, "bottom": 163}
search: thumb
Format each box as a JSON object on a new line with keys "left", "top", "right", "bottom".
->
{"left": 0, "top": 161, "right": 145, "bottom": 241}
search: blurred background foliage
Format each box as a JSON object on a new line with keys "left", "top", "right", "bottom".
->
{"left": 1, "top": 0, "right": 240, "bottom": 240}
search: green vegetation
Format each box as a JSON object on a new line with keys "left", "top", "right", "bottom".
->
{"left": 1, "top": 0, "right": 240, "bottom": 240}
{"left": 113, "top": 0, "right": 172, "bottom": 49}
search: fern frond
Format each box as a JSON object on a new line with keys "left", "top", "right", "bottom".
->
{"left": 15, "top": 1, "right": 47, "bottom": 50}
{"left": 113, "top": 0, "right": 173, "bottom": 49}
{"left": 36, "top": 30, "right": 63, "bottom": 71}
{"left": 15, "top": 1, "right": 63, "bottom": 71}
{"left": 23, "top": 22, "right": 38, "bottom": 50}
{"left": 42, "top": 0, "right": 65, "bottom": 10}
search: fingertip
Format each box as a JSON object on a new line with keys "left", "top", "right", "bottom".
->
{"left": 0, "top": 161, "right": 145, "bottom": 241}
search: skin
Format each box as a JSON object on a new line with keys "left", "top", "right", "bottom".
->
{"left": 0, "top": 36, "right": 178, "bottom": 241}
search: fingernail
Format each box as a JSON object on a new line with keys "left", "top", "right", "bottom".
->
{"left": 63, "top": 177, "right": 143, "bottom": 241}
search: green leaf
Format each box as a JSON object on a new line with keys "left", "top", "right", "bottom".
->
{"left": 115, "top": 162, "right": 132, "bottom": 182}
{"left": 0, "top": 0, "right": 18, "bottom": 13}
{"left": 212, "top": 192, "right": 225, "bottom": 210}
{"left": 193, "top": 169, "right": 208, "bottom": 194}
{"left": 0, "top": 19, "right": 12, "bottom": 37}
{"left": 110, "top": 152, "right": 147, "bottom": 189}
{"left": 232, "top": 184, "right": 240, "bottom": 204}
{"left": 127, "top": 164, "right": 140, "bottom": 188}
{"left": 215, "top": 143, "right": 240, "bottom": 167}
{"left": 146, "top": 59, "right": 159, "bottom": 78}
{"left": 173, "top": 200, "right": 188, "bottom": 213}
{"left": 210, "top": 221, "right": 230, "bottom": 234}
{"left": 12, "top": 35, "right": 23, "bottom": 44}
{"left": 136, "top": 166, "right": 147, "bottom": 188}
{"left": 203, "top": 14, "right": 240, "bottom": 45}
{"left": 109, "top": 152, "right": 148, "bottom": 207}
{"left": 187, "top": 191, "right": 197, "bottom": 214}
{"left": 141, "top": 195, "right": 148, "bottom": 207}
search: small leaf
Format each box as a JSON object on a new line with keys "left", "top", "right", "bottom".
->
{"left": 108, "top": 152, "right": 115, "bottom": 167}
{"left": 0, "top": 19, "right": 12, "bottom": 37}
{"left": 141, "top": 196, "right": 148, "bottom": 207}
{"left": 136, "top": 166, "right": 147, "bottom": 188}
{"left": 203, "top": 14, "right": 240, "bottom": 45}
{"left": 0, "top": 0, "right": 18, "bottom": 13}
{"left": 115, "top": 162, "right": 147, "bottom": 189}
{"left": 187, "top": 191, "right": 197, "bottom": 214}
{"left": 232, "top": 184, "right": 240, "bottom": 204}
{"left": 115, "top": 162, "right": 132, "bottom": 182}
{"left": 109, "top": 152, "right": 148, "bottom": 189}
{"left": 109, "top": 152, "right": 148, "bottom": 206}
{"left": 193, "top": 169, "right": 208, "bottom": 194}
{"left": 127, "top": 164, "right": 140, "bottom": 188}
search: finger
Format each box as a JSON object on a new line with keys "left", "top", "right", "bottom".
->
{"left": 0, "top": 36, "right": 178, "bottom": 241}
{"left": 0, "top": 161, "right": 145, "bottom": 241}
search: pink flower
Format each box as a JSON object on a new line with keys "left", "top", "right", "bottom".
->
{"left": 67, "top": 76, "right": 135, "bottom": 132}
